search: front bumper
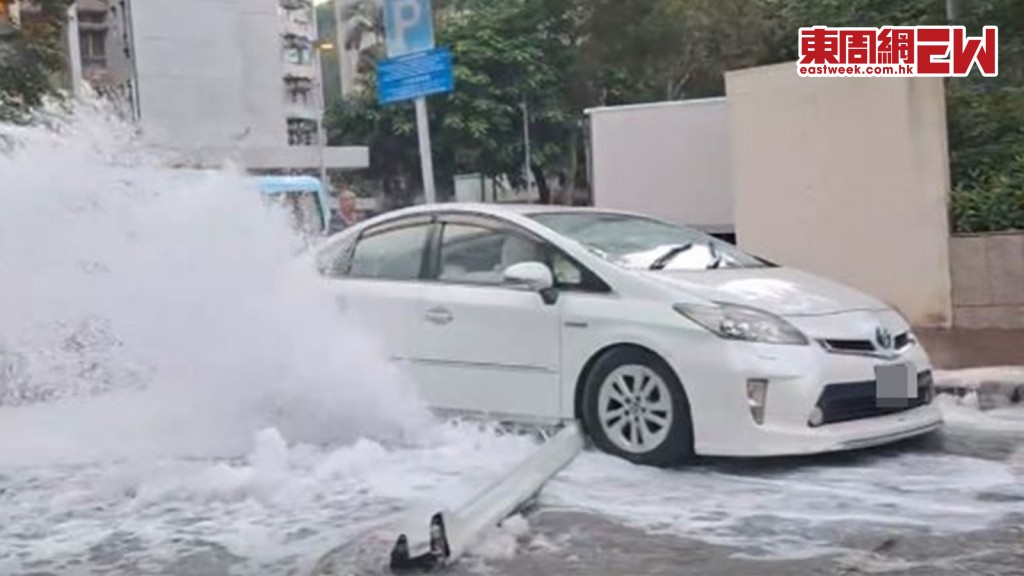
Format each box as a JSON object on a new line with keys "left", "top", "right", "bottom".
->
{"left": 668, "top": 311, "right": 945, "bottom": 458}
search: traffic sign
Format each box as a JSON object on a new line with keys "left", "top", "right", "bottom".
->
{"left": 378, "top": 47, "right": 454, "bottom": 105}
{"left": 383, "top": 0, "right": 435, "bottom": 58}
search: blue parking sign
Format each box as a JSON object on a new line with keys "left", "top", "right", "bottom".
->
{"left": 383, "top": 0, "right": 435, "bottom": 58}
{"left": 378, "top": 47, "right": 454, "bottom": 105}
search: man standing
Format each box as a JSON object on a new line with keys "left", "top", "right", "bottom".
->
{"left": 328, "top": 188, "right": 363, "bottom": 234}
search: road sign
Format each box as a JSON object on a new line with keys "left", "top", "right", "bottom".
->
{"left": 383, "top": 0, "right": 435, "bottom": 58}
{"left": 378, "top": 47, "right": 454, "bottom": 105}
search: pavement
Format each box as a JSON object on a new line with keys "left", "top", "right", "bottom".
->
{"left": 919, "top": 329, "right": 1024, "bottom": 408}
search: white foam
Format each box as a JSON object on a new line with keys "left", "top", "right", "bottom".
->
{"left": 934, "top": 367, "right": 1024, "bottom": 390}
{"left": 543, "top": 448, "right": 1024, "bottom": 559}
{"left": 1, "top": 422, "right": 538, "bottom": 574}
{"left": 937, "top": 392, "right": 1024, "bottom": 432}
{"left": 467, "top": 514, "right": 533, "bottom": 561}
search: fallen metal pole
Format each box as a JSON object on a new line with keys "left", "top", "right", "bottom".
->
{"left": 390, "top": 420, "right": 585, "bottom": 573}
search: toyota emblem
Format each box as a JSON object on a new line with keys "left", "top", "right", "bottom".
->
{"left": 875, "top": 326, "right": 894, "bottom": 350}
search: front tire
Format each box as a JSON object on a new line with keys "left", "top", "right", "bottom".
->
{"left": 582, "top": 347, "right": 694, "bottom": 467}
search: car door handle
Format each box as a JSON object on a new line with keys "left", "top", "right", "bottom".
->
{"left": 425, "top": 306, "right": 453, "bottom": 325}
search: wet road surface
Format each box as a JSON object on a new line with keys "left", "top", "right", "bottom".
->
{"left": 327, "top": 423, "right": 1024, "bottom": 576}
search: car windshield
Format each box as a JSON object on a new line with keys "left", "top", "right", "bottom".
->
{"left": 528, "top": 212, "right": 771, "bottom": 271}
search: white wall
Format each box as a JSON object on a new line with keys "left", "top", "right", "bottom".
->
{"left": 587, "top": 98, "right": 733, "bottom": 233}
{"left": 726, "top": 62, "right": 953, "bottom": 328}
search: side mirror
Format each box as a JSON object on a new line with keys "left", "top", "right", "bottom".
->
{"left": 503, "top": 261, "right": 554, "bottom": 291}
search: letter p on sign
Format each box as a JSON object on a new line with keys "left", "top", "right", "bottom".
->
{"left": 384, "top": 0, "right": 435, "bottom": 58}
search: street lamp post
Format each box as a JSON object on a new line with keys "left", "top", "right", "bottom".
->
{"left": 311, "top": 2, "right": 332, "bottom": 188}
{"left": 313, "top": 44, "right": 329, "bottom": 187}
{"left": 521, "top": 98, "right": 533, "bottom": 200}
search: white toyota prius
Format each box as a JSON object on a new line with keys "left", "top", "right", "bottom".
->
{"left": 313, "top": 203, "right": 943, "bottom": 466}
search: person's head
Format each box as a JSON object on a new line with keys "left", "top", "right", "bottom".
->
{"left": 339, "top": 189, "right": 357, "bottom": 215}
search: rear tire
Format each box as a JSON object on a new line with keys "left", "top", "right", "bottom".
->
{"left": 582, "top": 347, "right": 695, "bottom": 467}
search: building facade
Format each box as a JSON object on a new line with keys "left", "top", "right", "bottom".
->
{"left": 280, "top": 0, "right": 320, "bottom": 146}
{"left": 332, "top": 0, "right": 382, "bottom": 97}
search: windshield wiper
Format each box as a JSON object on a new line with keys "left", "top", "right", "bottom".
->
{"left": 649, "top": 243, "right": 694, "bottom": 270}
{"left": 707, "top": 242, "right": 724, "bottom": 269}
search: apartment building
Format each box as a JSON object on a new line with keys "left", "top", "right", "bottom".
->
{"left": 280, "top": 0, "right": 320, "bottom": 146}
{"left": 332, "top": 0, "right": 382, "bottom": 97}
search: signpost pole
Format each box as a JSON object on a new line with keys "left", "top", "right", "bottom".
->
{"left": 415, "top": 97, "right": 437, "bottom": 204}
{"left": 381, "top": 0, "right": 449, "bottom": 205}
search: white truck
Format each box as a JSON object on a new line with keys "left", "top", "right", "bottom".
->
{"left": 586, "top": 97, "right": 735, "bottom": 243}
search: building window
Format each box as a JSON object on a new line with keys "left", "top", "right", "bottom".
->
{"left": 80, "top": 29, "right": 107, "bottom": 68}
{"left": 287, "top": 118, "right": 318, "bottom": 146}
{"left": 283, "top": 35, "right": 313, "bottom": 65}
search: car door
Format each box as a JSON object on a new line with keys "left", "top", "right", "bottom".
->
{"left": 410, "top": 214, "right": 563, "bottom": 420}
{"left": 318, "top": 215, "right": 433, "bottom": 363}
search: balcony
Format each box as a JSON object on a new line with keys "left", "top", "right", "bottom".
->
{"left": 282, "top": 16, "right": 312, "bottom": 39}
{"left": 284, "top": 76, "right": 314, "bottom": 91}
{"left": 285, "top": 101, "right": 319, "bottom": 122}
{"left": 283, "top": 61, "right": 316, "bottom": 81}
{"left": 279, "top": 0, "right": 312, "bottom": 11}
{"left": 76, "top": 8, "right": 107, "bottom": 31}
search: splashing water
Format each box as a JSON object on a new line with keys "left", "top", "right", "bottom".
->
{"left": 0, "top": 102, "right": 432, "bottom": 464}
{"left": 0, "top": 102, "right": 541, "bottom": 575}
{"left": 2, "top": 101, "right": 1023, "bottom": 576}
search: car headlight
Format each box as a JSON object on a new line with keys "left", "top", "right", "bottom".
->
{"left": 672, "top": 302, "right": 810, "bottom": 345}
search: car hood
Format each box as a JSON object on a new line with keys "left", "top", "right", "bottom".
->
{"left": 641, "top": 267, "right": 891, "bottom": 317}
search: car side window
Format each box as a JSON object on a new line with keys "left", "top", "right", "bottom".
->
{"left": 348, "top": 222, "right": 431, "bottom": 281}
{"left": 551, "top": 251, "right": 584, "bottom": 287}
{"left": 438, "top": 222, "right": 546, "bottom": 285}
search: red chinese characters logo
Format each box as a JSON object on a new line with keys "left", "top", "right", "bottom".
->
{"left": 797, "top": 26, "right": 998, "bottom": 77}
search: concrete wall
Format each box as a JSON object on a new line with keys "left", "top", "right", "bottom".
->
{"left": 588, "top": 98, "right": 733, "bottom": 234}
{"left": 725, "top": 62, "right": 953, "bottom": 328}
{"left": 128, "top": 0, "right": 288, "bottom": 152}
{"left": 949, "top": 232, "right": 1024, "bottom": 329}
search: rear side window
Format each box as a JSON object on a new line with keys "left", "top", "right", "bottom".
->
{"left": 348, "top": 222, "right": 431, "bottom": 280}
{"left": 438, "top": 222, "right": 547, "bottom": 285}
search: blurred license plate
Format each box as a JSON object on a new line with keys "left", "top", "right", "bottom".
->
{"left": 875, "top": 361, "right": 917, "bottom": 408}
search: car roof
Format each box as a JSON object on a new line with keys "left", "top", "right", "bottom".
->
{"left": 372, "top": 202, "right": 651, "bottom": 220}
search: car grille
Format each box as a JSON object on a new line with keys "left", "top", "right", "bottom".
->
{"left": 819, "top": 331, "right": 912, "bottom": 355}
{"left": 814, "top": 370, "right": 934, "bottom": 426}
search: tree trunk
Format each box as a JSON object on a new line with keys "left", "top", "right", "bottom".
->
{"left": 531, "top": 164, "right": 551, "bottom": 204}
{"left": 563, "top": 130, "right": 579, "bottom": 205}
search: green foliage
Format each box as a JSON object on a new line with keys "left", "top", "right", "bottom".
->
{"left": 326, "top": 0, "right": 579, "bottom": 203}
{"left": 951, "top": 155, "right": 1024, "bottom": 233}
{"left": 327, "top": 0, "right": 1022, "bottom": 227}
{"left": 0, "top": 0, "right": 71, "bottom": 123}
{"left": 944, "top": 0, "right": 1024, "bottom": 233}
{"left": 0, "top": 30, "right": 52, "bottom": 123}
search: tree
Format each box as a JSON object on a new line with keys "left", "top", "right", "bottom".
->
{"left": 943, "top": 0, "right": 1024, "bottom": 231}
{"left": 325, "top": 0, "right": 578, "bottom": 204}
{"left": 0, "top": 0, "right": 71, "bottom": 123}
{"left": 325, "top": 89, "right": 419, "bottom": 207}
{"left": 326, "top": 0, "right": 1023, "bottom": 223}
